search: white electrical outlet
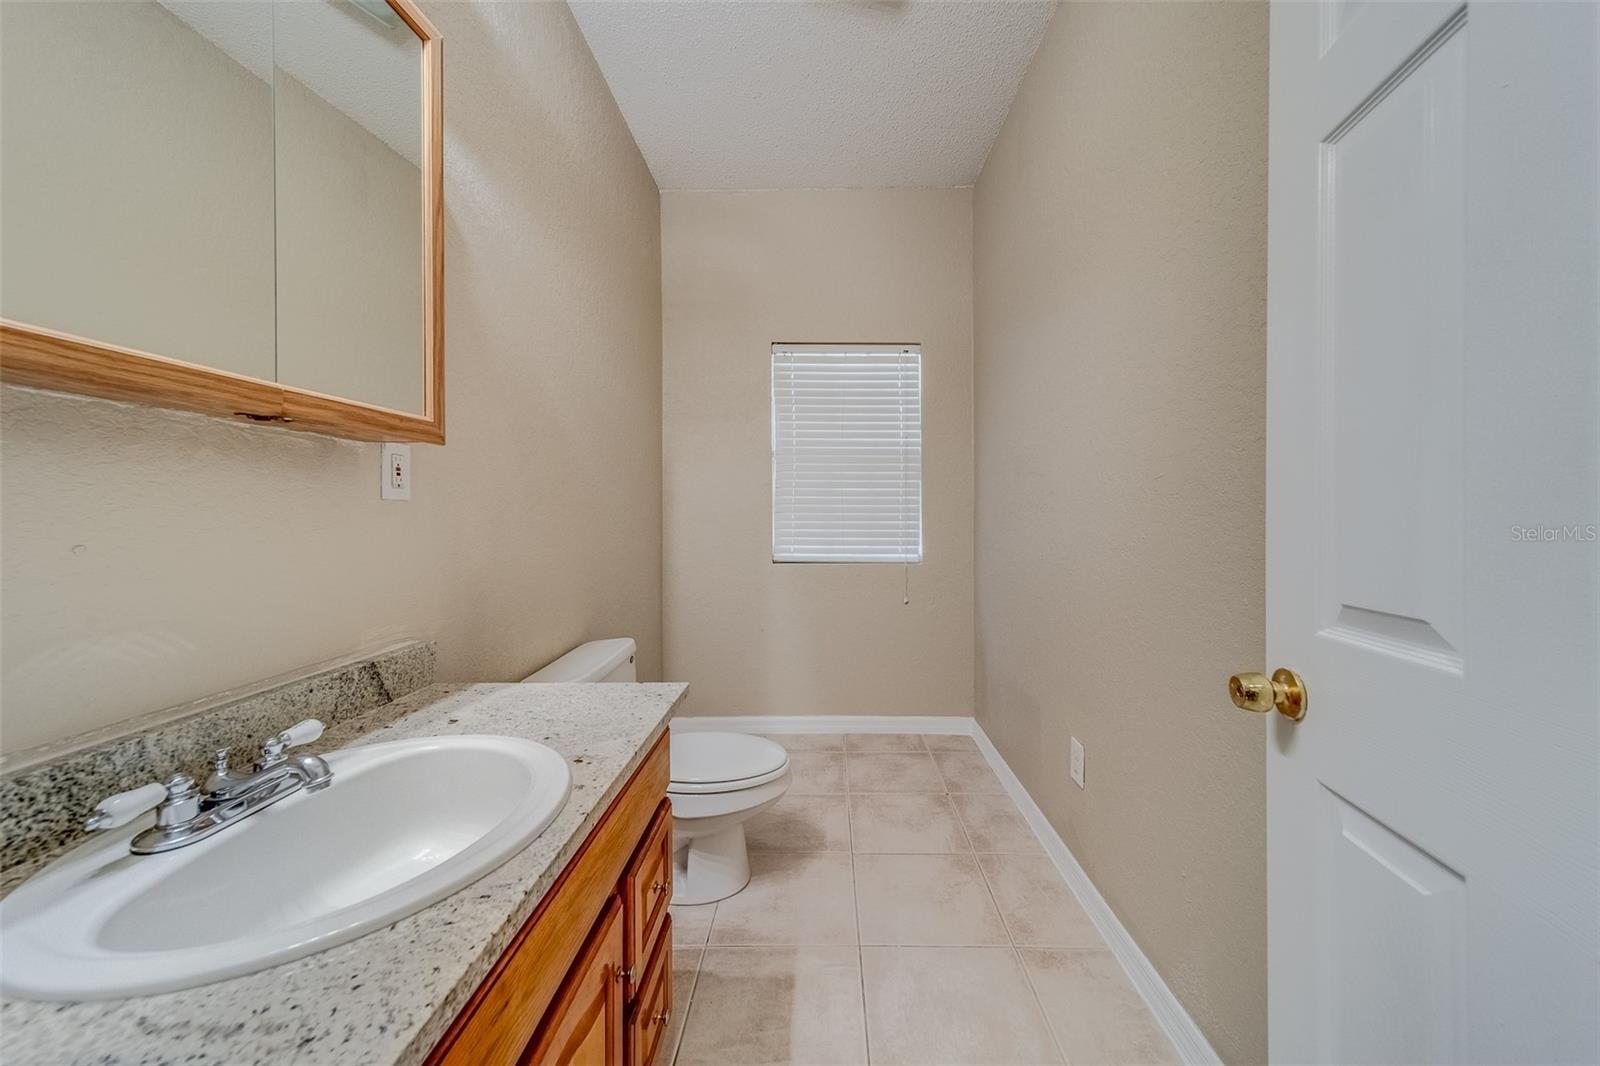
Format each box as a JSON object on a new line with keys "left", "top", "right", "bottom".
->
{"left": 1070, "top": 736, "right": 1086, "bottom": 789}
{"left": 380, "top": 443, "right": 412, "bottom": 501}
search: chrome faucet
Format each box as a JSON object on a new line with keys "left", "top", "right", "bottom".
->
{"left": 83, "top": 719, "right": 334, "bottom": 855}
{"left": 206, "top": 719, "right": 333, "bottom": 800}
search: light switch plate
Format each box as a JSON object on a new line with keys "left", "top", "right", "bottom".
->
{"left": 380, "top": 443, "right": 412, "bottom": 501}
{"left": 1070, "top": 736, "right": 1085, "bottom": 789}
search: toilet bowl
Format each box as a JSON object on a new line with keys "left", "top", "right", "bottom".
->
{"left": 666, "top": 731, "right": 790, "bottom": 904}
{"left": 520, "top": 638, "right": 791, "bottom": 905}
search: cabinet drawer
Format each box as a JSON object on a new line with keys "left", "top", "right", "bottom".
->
{"left": 628, "top": 918, "right": 673, "bottom": 1066}
{"left": 622, "top": 801, "right": 672, "bottom": 992}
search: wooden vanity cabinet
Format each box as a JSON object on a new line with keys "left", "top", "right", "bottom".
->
{"left": 425, "top": 734, "right": 673, "bottom": 1066}
{"left": 623, "top": 803, "right": 673, "bottom": 984}
{"left": 522, "top": 898, "right": 625, "bottom": 1065}
{"left": 627, "top": 913, "right": 673, "bottom": 1066}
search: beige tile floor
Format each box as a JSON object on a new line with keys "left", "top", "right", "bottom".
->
{"left": 661, "top": 733, "right": 1180, "bottom": 1066}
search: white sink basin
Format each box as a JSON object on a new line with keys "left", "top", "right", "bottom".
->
{"left": 0, "top": 734, "right": 571, "bottom": 1001}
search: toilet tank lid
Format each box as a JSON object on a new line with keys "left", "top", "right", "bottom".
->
{"left": 522, "top": 637, "right": 636, "bottom": 683}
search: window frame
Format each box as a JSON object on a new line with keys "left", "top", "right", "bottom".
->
{"left": 770, "top": 342, "right": 924, "bottom": 565}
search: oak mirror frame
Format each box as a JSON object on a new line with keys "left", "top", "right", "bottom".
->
{"left": 0, "top": 0, "right": 444, "bottom": 444}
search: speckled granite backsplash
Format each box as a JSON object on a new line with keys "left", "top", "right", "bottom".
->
{"left": 0, "top": 640, "right": 435, "bottom": 889}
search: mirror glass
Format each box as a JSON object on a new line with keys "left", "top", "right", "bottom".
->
{"left": 0, "top": 0, "right": 427, "bottom": 416}
{"left": 0, "top": 1, "right": 278, "bottom": 381}
{"left": 272, "top": 0, "right": 424, "bottom": 414}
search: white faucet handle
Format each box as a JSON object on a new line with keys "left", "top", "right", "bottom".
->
{"left": 84, "top": 782, "right": 168, "bottom": 831}
{"left": 278, "top": 719, "right": 324, "bottom": 748}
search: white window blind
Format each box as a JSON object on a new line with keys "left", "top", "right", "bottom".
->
{"left": 772, "top": 343, "right": 922, "bottom": 563}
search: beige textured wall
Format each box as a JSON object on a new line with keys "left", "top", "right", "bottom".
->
{"left": 972, "top": 4, "right": 1269, "bottom": 1062}
{"left": 661, "top": 188, "right": 974, "bottom": 718}
{"left": 0, "top": 0, "right": 663, "bottom": 754}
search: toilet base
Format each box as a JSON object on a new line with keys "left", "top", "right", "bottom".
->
{"left": 672, "top": 825, "right": 751, "bottom": 905}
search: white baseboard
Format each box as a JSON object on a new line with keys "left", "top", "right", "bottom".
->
{"left": 971, "top": 722, "right": 1223, "bottom": 1066}
{"left": 670, "top": 712, "right": 1220, "bottom": 1065}
{"left": 670, "top": 714, "right": 974, "bottom": 735}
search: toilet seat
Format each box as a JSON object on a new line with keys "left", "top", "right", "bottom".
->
{"left": 668, "top": 732, "right": 788, "bottom": 795}
{"left": 666, "top": 772, "right": 790, "bottom": 822}
{"left": 665, "top": 734, "right": 793, "bottom": 904}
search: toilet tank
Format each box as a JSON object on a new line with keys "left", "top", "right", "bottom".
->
{"left": 521, "top": 637, "right": 637, "bottom": 683}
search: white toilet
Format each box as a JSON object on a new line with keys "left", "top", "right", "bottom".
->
{"left": 522, "top": 637, "right": 791, "bottom": 905}
{"left": 664, "top": 731, "right": 789, "bottom": 904}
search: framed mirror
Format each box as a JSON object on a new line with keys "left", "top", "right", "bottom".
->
{"left": 0, "top": 0, "right": 444, "bottom": 443}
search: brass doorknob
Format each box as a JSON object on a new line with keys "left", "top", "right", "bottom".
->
{"left": 1228, "top": 668, "right": 1307, "bottom": 721}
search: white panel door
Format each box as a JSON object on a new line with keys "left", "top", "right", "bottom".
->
{"left": 1266, "top": 2, "right": 1599, "bottom": 1062}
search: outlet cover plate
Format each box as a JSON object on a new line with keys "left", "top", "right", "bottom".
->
{"left": 381, "top": 443, "right": 412, "bottom": 501}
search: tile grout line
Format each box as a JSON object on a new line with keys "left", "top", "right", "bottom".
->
{"left": 906, "top": 734, "right": 1068, "bottom": 1063}
{"left": 665, "top": 915, "right": 710, "bottom": 1062}
{"left": 975, "top": 853, "right": 1071, "bottom": 1065}
{"left": 930, "top": 743, "right": 954, "bottom": 793}
{"left": 970, "top": 726, "right": 1211, "bottom": 1064}
{"left": 847, "top": 748, "right": 871, "bottom": 1066}
{"left": 668, "top": 832, "right": 716, "bottom": 1066}
{"left": 691, "top": 731, "right": 1177, "bottom": 1064}
{"left": 717, "top": 735, "right": 1075, "bottom": 1063}
{"left": 949, "top": 742, "right": 1071, "bottom": 1066}
{"left": 905, "top": 734, "right": 1065, "bottom": 1062}
{"left": 947, "top": 760, "right": 1066, "bottom": 1057}
{"left": 666, "top": 937, "right": 702, "bottom": 1066}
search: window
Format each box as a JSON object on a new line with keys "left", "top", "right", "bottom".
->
{"left": 771, "top": 343, "right": 922, "bottom": 563}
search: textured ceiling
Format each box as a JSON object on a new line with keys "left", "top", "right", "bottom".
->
{"left": 568, "top": 0, "right": 1056, "bottom": 189}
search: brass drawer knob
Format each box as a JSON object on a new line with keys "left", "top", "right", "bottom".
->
{"left": 1228, "top": 668, "right": 1307, "bottom": 721}
{"left": 652, "top": 1008, "right": 670, "bottom": 1027}
{"left": 650, "top": 879, "right": 668, "bottom": 894}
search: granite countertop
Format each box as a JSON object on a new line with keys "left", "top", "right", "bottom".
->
{"left": 0, "top": 681, "right": 687, "bottom": 1066}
